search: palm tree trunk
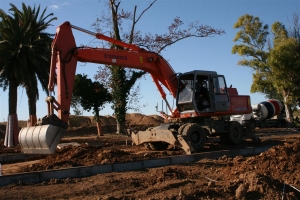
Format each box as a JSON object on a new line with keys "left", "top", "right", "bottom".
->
{"left": 27, "top": 115, "right": 37, "bottom": 127}
{"left": 4, "top": 79, "right": 19, "bottom": 146}
{"left": 26, "top": 88, "right": 37, "bottom": 126}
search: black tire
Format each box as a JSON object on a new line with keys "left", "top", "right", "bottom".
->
{"left": 242, "top": 127, "right": 250, "bottom": 139}
{"left": 249, "top": 119, "right": 256, "bottom": 130}
{"left": 227, "top": 121, "right": 243, "bottom": 145}
{"left": 275, "top": 120, "right": 282, "bottom": 128}
{"left": 220, "top": 133, "right": 228, "bottom": 144}
{"left": 182, "top": 123, "right": 206, "bottom": 152}
{"left": 261, "top": 122, "right": 268, "bottom": 129}
{"left": 281, "top": 120, "right": 287, "bottom": 128}
{"left": 144, "top": 142, "right": 169, "bottom": 150}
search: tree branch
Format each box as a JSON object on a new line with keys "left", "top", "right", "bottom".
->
{"left": 135, "top": 0, "right": 156, "bottom": 24}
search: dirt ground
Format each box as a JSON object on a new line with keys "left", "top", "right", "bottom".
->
{"left": 1, "top": 114, "right": 300, "bottom": 199}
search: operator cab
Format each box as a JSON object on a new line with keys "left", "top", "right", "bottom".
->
{"left": 176, "top": 70, "right": 230, "bottom": 114}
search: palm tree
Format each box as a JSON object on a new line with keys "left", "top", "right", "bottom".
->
{"left": 15, "top": 4, "right": 56, "bottom": 126}
{"left": 0, "top": 3, "right": 56, "bottom": 146}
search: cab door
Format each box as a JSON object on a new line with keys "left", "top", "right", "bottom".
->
{"left": 213, "top": 75, "right": 230, "bottom": 111}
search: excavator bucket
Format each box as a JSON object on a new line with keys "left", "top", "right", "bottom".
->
{"left": 131, "top": 125, "right": 194, "bottom": 154}
{"left": 19, "top": 125, "right": 66, "bottom": 154}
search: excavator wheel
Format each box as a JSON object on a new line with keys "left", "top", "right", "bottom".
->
{"left": 275, "top": 120, "right": 282, "bottom": 128}
{"left": 226, "top": 121, "right": 243, "bottom": 145}
{"left": 260, "top": 122, "right": 268, "bottom": 129}
{"left": 181, "top": 123, "right": 206, "bottom": 152}
{"left": 249, "top": 118, "right": 256, "bottom": 130}
{"left": 220, "top": 133, "right": 228, "bottom": 144}
{"left": 144, "top": 142, "right": 169, "bottom": 150}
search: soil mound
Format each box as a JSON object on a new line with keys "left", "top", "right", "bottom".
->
{"left": 2, "top": 127, "right": 300, "bottom": 199}
{"left": 125, "top": 113, "right": 164, "bottom": 130}
{"left": 15, "top": 139, "right": 300, "bottom": 199}
{"left": 234, "top": 139, "right": 300, "bottom": 179}
{"left": 213, "top": 139, "right": 300, "bottom": 199}
{"left": 67, "top": 113, "right": 163, "bottom": 134}
{"left": 18, "top": 142, "right": 182, "bottom": 173}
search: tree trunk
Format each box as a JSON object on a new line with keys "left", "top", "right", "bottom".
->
{"left": 26, "top": 88, "right": 37, "bottom": 127}
{"left": 283, "top": 94, "right": 295, "bottom": 128}
{"left": 4, "top": 79, "right": 19, "bottom": 146}
{"left": 284, "top": 103, "right": 294, "bottom": 128}
{"left": 116, "top": 121, "right": 128, "bottom": 135}
{"left": 111, "top": 66, "right": 128, "bottom": 135}
{"left": 27, "top": 115, "right": 37, "bottom": 127}
{"left": 96, "top": 120, "right": 103, "bottom": 137}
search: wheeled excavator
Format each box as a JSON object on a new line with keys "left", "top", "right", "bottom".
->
{"left": 19, "top": 21, "right": 254, "bottom": 155}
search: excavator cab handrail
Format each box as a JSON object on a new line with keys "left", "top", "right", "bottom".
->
{"left": 70, "top": 22, "right": 141, "bottom": 51}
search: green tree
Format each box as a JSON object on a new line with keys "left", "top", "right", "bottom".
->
{"left": 232, "top": 14, "right": 271, "bottom": 96}
{"left": 94, "top": 0, "right": 225, "bottom": 134}
{"left": 269, "top": 38, "right": 300, "bottom": 121}
{"left": 71, "top": 96, "right": 84, "bottom": 116}
{"left": 232, "top": 14, "right": 300, "bottom": 125}
{"left": 0, "top": 3, "right": 56, "bottom": 146}
{"left": 72, "top": 74, "right": 111, "bottom": 136}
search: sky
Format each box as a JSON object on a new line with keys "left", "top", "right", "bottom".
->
{"left": 0, "top": 0, "right": 299, "bottom": 121}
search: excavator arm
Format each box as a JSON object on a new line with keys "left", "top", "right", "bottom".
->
{"left": 50, "top": 22, "right": 179, "bottom": 123}
{"left": 18, "top": 21, "right": 182, "bottom": 154}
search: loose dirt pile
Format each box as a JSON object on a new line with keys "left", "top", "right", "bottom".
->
{"left": 1, "top": 139, "right": 300, "bottom": 199}
{"left": 18, "top": 143, "right": 183, "bottom": 173}
{"left": 1, "top": 114, "right": 300, "bottom": 199}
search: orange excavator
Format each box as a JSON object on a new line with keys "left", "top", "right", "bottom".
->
{"left": 19, "top": 21, "right": 254, "bottom": 155}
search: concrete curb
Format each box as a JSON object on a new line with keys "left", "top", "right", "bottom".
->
{"left": 0, "top": 154, "right": 35, "bottom": 164}
{"left": 0, "top": 145, "right": 272, "bottom": 187}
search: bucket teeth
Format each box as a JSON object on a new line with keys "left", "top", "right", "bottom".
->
{"left": 19, "top": 124, "right": 66, "bottom": 154}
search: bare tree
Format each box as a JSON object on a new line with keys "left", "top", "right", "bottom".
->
{"left": 94, "top": 0, "right": 225, "bottom": 134}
